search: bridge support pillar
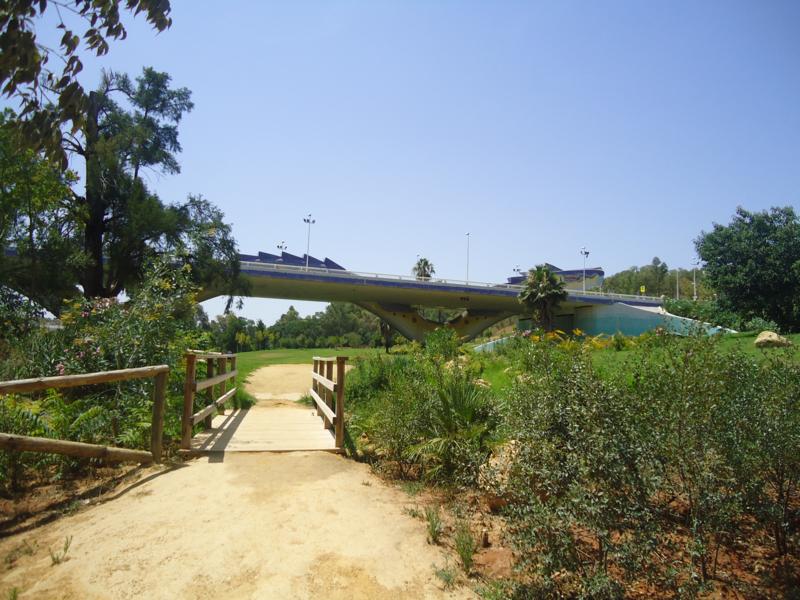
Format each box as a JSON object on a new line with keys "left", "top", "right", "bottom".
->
{"left": 357, "top": 303, "right": 512, "bottom": 343}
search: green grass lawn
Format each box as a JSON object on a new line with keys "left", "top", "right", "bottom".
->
{"left": 477, "top": 332, "right": 800, "bottom": 390}
{"left": 591, "top": 331, "right": 800, "bottom": 378}
{"left": 234, "top": 347, "right": 381, "bottom": 405}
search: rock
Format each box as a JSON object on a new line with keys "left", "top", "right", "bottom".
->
{"left": 754, "top": 331, "right": 792, "bottom": 348}
{"left": 478, "top": 441, "right": 520, "bottom": 512}
{"left": 481, "top": 528, "right": 490, "bottom": 548}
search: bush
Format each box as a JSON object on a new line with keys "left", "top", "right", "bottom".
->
{"left": 347, "top": 330, "right": 498, "bottom": 486}
{"left": 0, "top": 257, "right": 211, "bottom": 490}
{"left": 500, "top": 334, "right": 800, "bottom": 596}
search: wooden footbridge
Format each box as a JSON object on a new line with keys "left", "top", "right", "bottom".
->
{"left": 183, "top": 353, "right": 348, "bottom": 455}
{"left": 0, "top": 352, "right": 347, "bottom": 468}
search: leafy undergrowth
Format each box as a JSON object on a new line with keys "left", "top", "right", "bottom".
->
{"left": 348, "top": 329, "right": 800, "bottom": 598}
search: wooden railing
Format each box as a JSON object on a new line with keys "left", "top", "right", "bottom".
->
{"left": 0, "top": 365, "right": 169, "bottom": 464}
{"left": 310, "top": 356, "right": 347, "bottom": 449}
{"left": 181, "top": 351, "right": 238, "bottom": 450}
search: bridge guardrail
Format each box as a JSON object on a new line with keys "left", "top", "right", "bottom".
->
{"left": 310, "top": 356, "right": 347, "bottom": 450}
{"left": 239, "top": 261, "right": 664, "bottom": 303}
{"left": 181, "top": 351, "right": 238, "bottom": 450}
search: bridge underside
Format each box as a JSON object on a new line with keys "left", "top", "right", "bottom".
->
{"left": 356, "top": 303, "right": 514, "bottom": 342}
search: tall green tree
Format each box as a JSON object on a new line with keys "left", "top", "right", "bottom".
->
{"left": 696, "top": 206, "right": 800, "bottom": 331}
{"left": 0, "top": 111, "right": 83, "bottom": 314}
{"left": 0, "top": 0, "right": 172, "bottom": 166}
{"left": 412, "top": 257, "right": 435, "bottom": 280}
{"left": 518, "top": 264, "right": 568, "bottom": 331}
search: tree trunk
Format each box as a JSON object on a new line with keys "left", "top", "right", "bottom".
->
{"left": 82, "top": 91, "right": 107, "bottom": 298}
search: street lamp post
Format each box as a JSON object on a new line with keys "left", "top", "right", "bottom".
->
{"left": 303, "top": 214, "right": 315, "bottom": 270}
{"left": 692, "top": 258, "right": 699, "bottom": 301}
{"left": 580, "top": 247, "right": 590, "bottom": 292}
{"left": 675, "top": 267, "right": 680, "bottom": 300}
{"left": 465, "top": 232, "right": 470, "bottom": 283}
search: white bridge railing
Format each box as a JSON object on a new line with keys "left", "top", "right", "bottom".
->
{"left": 239, "top": 260, "right": 663, "bottom": 304}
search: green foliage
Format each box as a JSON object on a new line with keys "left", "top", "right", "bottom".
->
{"left": 0, "top": 111, "right": 82, "bottom": 315}
{"left": 664, "top": 298, "right": 743, "bottom": 330}
{"left": 453, "top": 520, "right": 477, "bottom": 572}
{"left": 499, "top": 334, "right": 800, "bottom": 596}
{"left": 0, "top": 257, "right": 208, "bottom": 492}
{"left": 0, "top": 1, "right": 172, "bottom": 166}
{"left": 211, "top": 302, "right": 381, "bottom": 352}
{"left": 412, "top": 257, "right": 435, "bottom": 280}
{"left": 347, "top": 331, "right": 497, "bottom": 486}
{"left": 425, "top": 505, "right": 443, "bottom": 544}
{"left": 696, "top": 206, "right": 800, "bottom": 332}
{"left": 604, "top": 257, "right": 712, "bottom": 300}
{"left": 49, "top": 536, "right": 72, "bottom": 566}
{"left": 518, "top": 265, "right": 568, "bottom": 331}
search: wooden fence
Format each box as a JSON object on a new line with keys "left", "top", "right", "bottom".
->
{"left": 0, "top": 365, "right": 169, "bottom": 464}
{"left": 310, "top": 356, "right": 347, "bottom": 449}
{"left": 181, "top": 351, "right": 238, "bottom": 450}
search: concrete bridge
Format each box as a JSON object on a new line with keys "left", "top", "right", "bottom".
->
{"left": 199, "top": 252, "right": 671, "bottom": 341}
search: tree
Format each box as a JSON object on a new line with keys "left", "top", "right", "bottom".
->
{"left": 72, "top": 67, "right": 194, "bottom": 297}
{"left": 0, "top": 0, "right": 172, "bottom": 166}
{"left": 696, "top": 206, "right": 800, "bottom": 331}
{"left": 518, "top": 264, "right": 568, "bottom": 331}
{"left": 412, "top": 257, "right": 435, "bottom": 280}
{"left": 0, "top": 110, "right": 83, "bottom": 314}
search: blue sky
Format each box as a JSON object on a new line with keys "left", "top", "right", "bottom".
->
{"left": 23, "top": 1, "right": 800, "bottom": 324}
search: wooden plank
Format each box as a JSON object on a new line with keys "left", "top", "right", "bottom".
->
{"left": 215, "top": 387, "right": 236, "bottom": 408}
{"left": 191, "top": 387, "right": 237, "bottom": 425}
{"left": 0, "top": 365, "right": 170, "bottom": 395}
{"left": 181, "top": 354, "right": 197, "bottom": 450}
{"left": 311, "top": 371, "right": 336, "bottom": 392}
{"left": 192, "top": 402, "right": 218, "bottom": 426}
{"left": 312, "top": 356, "right": 337, "bottom": 362}
{"left": 335, "top": 356, "right": 347, "bottom": 448}
{"left": 194, "top": 370, "right": 237, "bottom": 392}
{"left": 186, "top": 351, "right": 236, "bottom": 359}
{"left": 217, "top": 357, "right": 227, "bottom": 416}
{"left": 150, "top": 371, "right": 168, "bottom": 463}
{"left": 0, "top": 433, "right": 153, "bottom": 464}
{"left": 324, "top": 360, "right": 334, "bottom": 429}
{"left": 309, "top": 388, "right": 335, "bottom": 423}
{"left": 204, "top": 358, "right": 215, "bottom": 429}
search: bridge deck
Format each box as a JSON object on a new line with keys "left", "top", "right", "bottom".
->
{"left": 191, "top": 403, "right": 338, "bottom": 453}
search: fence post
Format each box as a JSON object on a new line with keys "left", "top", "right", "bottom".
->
{"left": 335, "top": 356, "right": 347, "bottom": 449}
{"left": 181, "top": 353, "right": 197, "bottom": 450}
{"left": 217, "top": 357, "right": 226, "bottom": 415}
{"left": 230, "top": 356, "right": 237, "bottom": 407}
{"left": 150, "top": 370, "right": 168, "bottom": 463}
{"left": 204, "top": 358, "right": 215, "bottom": 429}
{"left": 312, "top": 359, "right": 320, "bottom": 418}
{"left": 324, "top": 360, "right": 334, "bottom": 429}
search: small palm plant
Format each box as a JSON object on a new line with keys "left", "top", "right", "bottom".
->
{"left": 407, "top": 370, "right": 494, "bottom": 482}
{"left": 518, "top": 265, "right": 568, "bottom": 331}
{"left": 412, "top": 257, "right": 435, "bottom": 280}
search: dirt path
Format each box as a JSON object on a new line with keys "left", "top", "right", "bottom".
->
{"left": 1, "top": 364, "right": 472, "bottom": 599}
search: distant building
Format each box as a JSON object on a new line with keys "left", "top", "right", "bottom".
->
{"left": 507, "top": 264, "right": 604, "bottom": 291}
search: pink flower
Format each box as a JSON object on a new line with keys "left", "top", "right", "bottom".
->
{"left": 55, "top": 363, "right": 66, "bottom": 375}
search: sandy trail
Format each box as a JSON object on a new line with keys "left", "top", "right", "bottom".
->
{"left": 1, "top": 364, "right": 471, "bottom": 599}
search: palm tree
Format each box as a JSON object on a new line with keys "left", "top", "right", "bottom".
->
{"left": 412, "top": 257, "right": 435, "bottom": 280}
{"left": 518, "top": 265, "right": 568, "bottom": 331}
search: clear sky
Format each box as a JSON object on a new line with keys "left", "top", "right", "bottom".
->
{"left": 23, "top": 1, "right": 800, "bottom": 324}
